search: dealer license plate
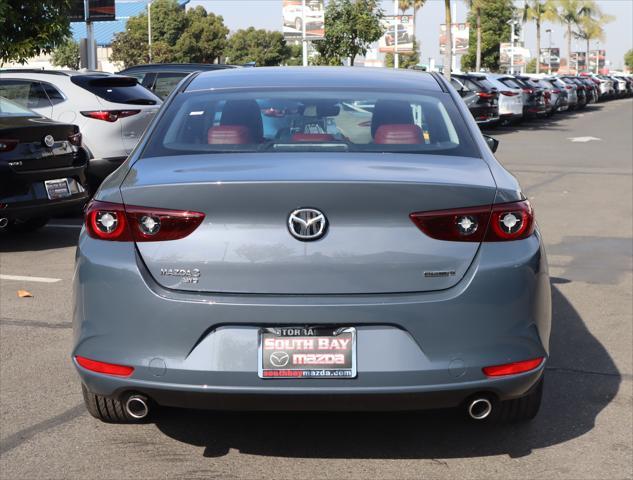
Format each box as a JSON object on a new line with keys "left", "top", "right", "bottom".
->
{"left": 258, "top": 327, "right": 356, "bottom": 379}
{"left": 44, "top": 178, "right": 71, "bottom": 200}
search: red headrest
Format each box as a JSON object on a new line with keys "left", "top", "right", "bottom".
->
{"left": 291, "top": 133, "right": 335, "bottom": 142}
{"left": 374, "top": 124, "right": 424, "bottom": 144}
{"left": 207, "top": 125, "right": 254, "bottom": 145}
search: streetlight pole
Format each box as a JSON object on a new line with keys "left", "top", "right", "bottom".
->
{"left": 148, "top": 1, "right": 153, "bottom": 63}
{"left": 302, "top": 0, "right": 308, "bottom": 66}
{"left": 393, "top": 0, "right": 399, "bottom": 69}
{"left": 507, "top": 19, "right": 516, "bottom": 75}
{"left": 546, "top": 28, "right": 552, "bottom": 75}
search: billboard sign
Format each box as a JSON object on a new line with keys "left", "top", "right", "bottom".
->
{"left": 69, "top": 0, "right": 86, "bottom": 22}
{"left": 283, "top": 0, "right": 325, "bottom": 39}
{"left": 439, "top": 23, "right": 469, "bottom": 55}
{"left": 500, "top": 42, "right": 530, "bottom": 68}
{"left": 378, "top": 15, "right": 414, "bottom": 53}
{"left": 539, "top": 47, "right": 560, "bottom": 70}
{"left": 571, "top": 51, "right": 587, "bottom": 71}
{"left": 588, "top": 49, "right": 606, "bottom": 72}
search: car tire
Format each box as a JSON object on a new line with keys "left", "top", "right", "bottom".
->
{"left": 495, "top": 375, "right": 544, "bottom": 423}
{"left": 81, "top": 384, "right": 144, "bottom": 423}
{"left": 8, "top": 217, "right": 50, "bottom": 232}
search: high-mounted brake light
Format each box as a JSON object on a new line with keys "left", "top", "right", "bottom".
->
{"left": 75, "top": 355, "right": 134, "bottom": 377}
{"left": 81, "top": 110, "right": 140, "bottom": 122}
{"left": 85, "top": 200, "right": 205, "bottom": 242}
{"left": 0, "top": 139, "right": 19, "bottom": 153}
{"left": 482, "top": 357, "right": 544, "bottom": 377}
{"left": 409, "top": 200, "right": 535, "bottom": 242}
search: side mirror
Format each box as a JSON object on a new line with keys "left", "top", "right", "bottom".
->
{"left": 458, "top": 87, "right": 468, "bottom": 97}
{"left": 483, "top": 135, "right": 499, "bottom": 153}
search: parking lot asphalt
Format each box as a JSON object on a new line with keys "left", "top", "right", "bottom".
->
{"left": 1, "top": 100, "right": 632, "bottom": 480}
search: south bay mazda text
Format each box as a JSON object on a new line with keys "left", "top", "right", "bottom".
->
{"left": 73, "top": 67, "right": 551, "bottom": 423}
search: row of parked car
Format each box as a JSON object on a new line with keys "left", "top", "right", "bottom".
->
{"left": 450, "top": 72, "right": 633, "bottom": 127}
{"left": 0, "top": 65, "right": 630, "bottom": 232}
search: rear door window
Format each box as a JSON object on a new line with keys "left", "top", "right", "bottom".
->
{"left": 70, "top": 75, "right": 160, "bottom": 105}
{"left": 41, "top": 82, "right": 66, "bottom": 105}
{"left": 0, "top": 80, "right": 51, "bottom": 110}
{"left": 153, "top": 72, "right": 189, "bottom": 99}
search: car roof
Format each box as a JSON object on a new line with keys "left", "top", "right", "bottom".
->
{"left": 0, "top": 69, "right": 107, "bottom": 77}
{"left": 185, "top": 67, "right": 443, "bottom": 92}
{"left": 119, "top": 63, "right": 239, "bottom": 73}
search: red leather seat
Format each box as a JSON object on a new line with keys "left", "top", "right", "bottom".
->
{"left": 291, "top": 133, "right": 335, "bottom": 142}
{"left": 207, "top": 125, "right": 254, "bottom": 144}
{"left": 374, "top": 124, "right": 424, "bottom": 144}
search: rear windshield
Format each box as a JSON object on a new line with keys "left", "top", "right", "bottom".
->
{"left": 0, "top": 96, "right": 38, "bottom": 117}
{"left": 71, "top": 75, "right": 160, "bottom": 105}
{"left": 141, "top": 89, "right": 479, "bottom": 158}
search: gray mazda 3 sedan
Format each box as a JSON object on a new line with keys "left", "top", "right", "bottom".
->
{"left": 73, "top": 67, "right": 551, "bottom": 423}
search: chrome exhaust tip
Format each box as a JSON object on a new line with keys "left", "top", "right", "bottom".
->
{"left": 467, "top": 397, "right": 493, "bottom": 420}
{"left": 0, "top": 218, "right": 8, "bottom": 229}
{"left": 125, "top": 395, "right": 149, "bottom": 419}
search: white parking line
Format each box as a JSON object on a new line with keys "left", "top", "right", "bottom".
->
{"left": 0, "top": 274, "right": 62, "bottom": 283}
{"left": 45, "top": 223, "right": 82, "bottom": 229}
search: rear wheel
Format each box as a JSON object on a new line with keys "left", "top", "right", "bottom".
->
{"left": 81, "top": 384, "right": 145, "bottom": 423}
{"left": 8, "top": 217, "right": 50, "bottom": 232}
{"left": 495, "top": 376, "right": 544, "bottom": 423}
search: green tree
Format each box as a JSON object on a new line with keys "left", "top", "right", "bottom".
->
{"left": 285, "top": 44, "right": 304, "bottom": 66}
{"left": 464, "top": 0, "right": 487, "bottom": 72}
{"left": 51, "top": 38, "right": 80, "bottom": 69}
{"left": 385, "top": 37, "right": 420, "bottom": 68}
{"left": 625, "top": 49, "right": 633, "bottom": 71}
{"left": 525, "top": 57, "right": 537, "bottom": 73}
{"left": 174, "top": 7, "right": 228, "bottom": 63}
{"left": 522, "top": 0, "right": 557, "bottom": 73}
{"left": 314, "top": 0, "right": 384, "bottom": 67}
{"left": 461, "top": 0, "right": 516, "bottom": 72}
{"left": 226, "top": 28, "right": 290, "bottom": 66}
{"left": 0, "top": 0, "right": 72, "bottom": 65}
{"left": 110, "top": 0, "right": 228, "bottom": 68}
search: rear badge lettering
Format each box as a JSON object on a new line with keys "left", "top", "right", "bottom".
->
{"left": 160, "top": 268, "right": 201, "bottom": 284}
{"left": 424, "top": 270, "right": 456, "bottom": 278}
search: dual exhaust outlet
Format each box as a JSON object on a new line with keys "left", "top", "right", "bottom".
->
{"left": 121, "top": 393, "right": 493, "bottom": 421}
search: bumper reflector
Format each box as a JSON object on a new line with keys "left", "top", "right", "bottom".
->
{"left": 482, "top": 357, "right": 544, "bottom": 377}
{"left": 75, "top": 356, "right": 134, "bottom": 377}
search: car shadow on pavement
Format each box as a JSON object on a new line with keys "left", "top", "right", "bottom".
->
{"left": 0, "top": 225, "right": 80, "bottom": 252}
{"left": 153, "top": 282, "right": 621, "bottom": 460}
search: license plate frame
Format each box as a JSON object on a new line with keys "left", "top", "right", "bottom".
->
{"left": 258, "top": 326, "right": 357, "bottom": 379}
{"left": 44, "top": 178, "right": 71, "bottom": 200}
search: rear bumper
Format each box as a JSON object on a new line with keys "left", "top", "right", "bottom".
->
{"left": 73, "top": 228, "right": 551, "bottom": 411}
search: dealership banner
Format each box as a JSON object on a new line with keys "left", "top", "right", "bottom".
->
{"left": 378, "top": 15, "right": 414, "bottom": 53}
{"left": 283, "top": 0, "right": 325, "bottom": 39}
{"left": 69, "top": 0, "right": 115, "bottom": 22}
{"left": 589, "top": 49, "right": 606, "bottom": 72}
{"left": 439, "top": 23, "right": 469, "bottom": 55}
{"left": 571, "top": 51, "right": 587, "bottom": 71}
{"left": 539, "top": 47, "right": 560, "bottom": 70}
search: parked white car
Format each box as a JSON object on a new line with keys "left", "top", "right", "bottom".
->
{"left": 0, "top": 70, "right": 161, "bottom": 190}
{"left": 485, "top": 74, "right": 523, "bottom": 123}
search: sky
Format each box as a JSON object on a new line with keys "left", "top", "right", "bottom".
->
{"left": 187, "top": 0, "right": 633, "bottom": 69}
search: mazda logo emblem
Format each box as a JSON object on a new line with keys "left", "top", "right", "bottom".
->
{"left": 288, "top": 208, "right": 327, "bottom": 241}
{"left": 269, "top": 351, "right": 290, "bottom": 367}
{"left": 43, "top": 135, "right": 55, "bottom": 148}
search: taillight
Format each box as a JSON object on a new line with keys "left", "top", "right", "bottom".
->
{"left": 67, "top": 132, "right": 82, "bottom": 146}
{"left": 522, "top": 88, "right": 533, "bottom": 94}
{"left": 482, "top": 357, "right": 544, "bottom": 377}
{"left": 565, "top": 85, "right": 573, "bottom": 90}
{"left": 500, "top": 91, "right": 518, "bottom": 96}
{"left": 0, "top": 139, "right": 18, "bottom": 153}
{"left": 476, "top": 91, "right": 495, "bottom": 99}
{"left": 80, "top": 110, "right": 140, "bottom": 122}
{"left": 85, "top": 200, "right": 205, "bottom": 242}
{"left": 75, "top": 356, "right": 134, "bottom": 377}
{"left": 552, "top": 89, "right": 561, "bottom": 94}
{"left": 409, "top": 200, "right": 534, "bottom": 242}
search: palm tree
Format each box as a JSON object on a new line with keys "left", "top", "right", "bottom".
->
{"left": 522, "top": 0, "right": 557, "bottom": 74}
{"left": 574, "top": 11, "right": 613, "bottom": 72}
{"left": 556, "top": 0, "right": 597, "bottom": 73}
{"left": 443, "top": 0, "right": 452, "bottom": 79}
{"left": 464, "top": 0, "right": 485, "bottom": 72}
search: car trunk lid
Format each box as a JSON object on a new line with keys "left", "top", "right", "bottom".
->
{"left": 121, "top": 153, "right": 496, "bottom": 295}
